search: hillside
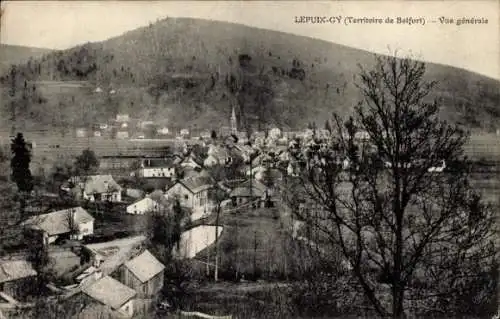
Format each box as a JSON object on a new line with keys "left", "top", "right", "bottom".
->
{"left": 0, "top": 18, "right": 499, "bottom": 134}
{"left": 0, "top": 44, "right": 53, "bottom": 74}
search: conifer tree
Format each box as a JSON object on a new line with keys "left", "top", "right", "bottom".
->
{"left": 10, "top": 132, "right": 33, "bottom": 219}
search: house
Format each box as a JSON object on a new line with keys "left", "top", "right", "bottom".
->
{"left": 234, "top": 144, "right": 255, "bottom": 163}
{"left": 180, "top": 129, "right": 190, "bottom": 137}
{"left": 138, "top": 121, "right": 155, "bottom": 130}
{"left": 126, "top": 198, "right": 163, "bottom": 215}
{"left": 165, "top": 176, "right": 214, "bottom": 220}
{"left": 22, "top": 207, "right": 94, "bottom": 245}
{"left": 76, "top": 128, "right": 88, "bottom": 138}
{"left": 157, "top": 127, "right": 170, "bottom": 136}
{"left": 82, "top": 235, "right": 147, "bottom": 275}
{"left": 115, "top": 250, "right": 165, "bottom": 298}
{"left": 268, "top": 127, "right": 282, "bottom": 140}
{"left": 0, "top": 260, "right": 37, "bottom": 300}
{"left": 180, "top": 154, "right": 203, "bottom": 170}
{"left": 229, "top": 185, "right": 265, "bottom": 207}
{"left": 229, "top": 179, "right": 272, "bottom": 207}
{"left": 116, "top": 114, "right": 130, "bottom": 123}
{"left": 116, "top": 130, "right": 129, "bottom": 139}
{"left": 71, "top": 175, "right": 122, "bottom": 202}
{"left": 204, "top": 145, "right": 232, "bottom": 167}
{"left": 139, "top": 158, "right": 176, "bottom": 178}
{"left": 199, "top": 131, "right": 211, "bottom": 139}
{"left": 81, "top": 275, "right": 137, "bottom": 318}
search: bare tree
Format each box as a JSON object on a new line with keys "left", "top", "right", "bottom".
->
{"left": 65, "top": 208, "right": 79, "bottom": 240}
{"left": 287, "top": 54, "right": 497, "bottom": 318}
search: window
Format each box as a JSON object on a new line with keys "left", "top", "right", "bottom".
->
{"left": 184, "top": 194, "right": 189, "bottom": 200}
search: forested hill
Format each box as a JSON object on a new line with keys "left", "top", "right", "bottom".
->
{"left": 0, "top": 44, "right": 53, "bottom": 75}
{"left": 0, "top": 18, "right": 499, "bottom": 133}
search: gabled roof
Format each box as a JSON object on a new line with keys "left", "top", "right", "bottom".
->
{"left": 22, "top": 207, "right": 94, "bottom": 236}
{"left": 123, "top": 250, "right": 165, "bottom": 283}
{"left": 0, "top": 260, "right": 37, "bottom": 283}
{"left": 76, "top": 175, "right": 122, "bottom": 195}
{"left": 82, "top": 275, "right": 136, "bottom": 310}
{"left": 84, "top": 235, "right": 147, "bottom": 276}
{"left": 169, "top": 176, "right": 214, "bottom": 194}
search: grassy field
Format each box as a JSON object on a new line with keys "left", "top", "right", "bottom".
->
{"left": 192, "top": 204, "right": 318, "bottom": 282}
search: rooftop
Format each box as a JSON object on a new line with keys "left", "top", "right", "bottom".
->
{"left": 123, "top": 250, "right": 165, "bottom": 283}
{"left": 22, "top": 207, "right": 94, "bottom": 236}
{"left": 0, "top": 260, "right": 37, "bottom": 283}
{"left": 84, "top": 235, "right": 147, "bottom": 275}
{"left": 76, "top": 175, "right": 122, "bottom": 195}
{"left": 82, "top": 275, "right": 136, "bottom": 310}
{"left": 176, "top": 176, "right": 214, "bottom": 194}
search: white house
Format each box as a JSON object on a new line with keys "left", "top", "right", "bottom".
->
{"left": 157, "top": 127, "right": 170, "bottom": 135}
{"left": 126, "top": 197, "right": 163, "bottom": 215}
{"left": 76, "top": 128, "right": 87, "bottom": 138}
{"left": 180, "top": 154, "right": 203, "bottom": 170}
{"left": 139, "top": 158, "right": 176, "bottom": 178}
{"left": 180, "top": 129, "right": 190, "bottom": 137}
{"left": 116, "top": 114, "right": 130, "bottom": 123}
{"left": 69, "top": 175, "right": 122, "bottom": 203}
{"left": 165, "top": 176, "right": 214, "bottom": 221}
{"left": 204, "top": 145, "right": 232, "bottom": 167}
{"left": 116, "top": 131, "right": 129, "bottom": 139}
{"left": 22, "top": 207, "right": 94, "bottom": 245}
{"left": 268, "top": 127, "right": 282, "bottom": 140}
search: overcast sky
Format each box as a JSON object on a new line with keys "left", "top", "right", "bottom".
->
{"left": 1, "top": 1, "right": 498, "bottom": 79}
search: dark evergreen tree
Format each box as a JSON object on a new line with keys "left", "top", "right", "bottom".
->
{"left": 10, "top": 133, "right": 33, "bottom": 194}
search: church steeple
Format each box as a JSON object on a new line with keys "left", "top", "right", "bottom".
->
{"left": 230, "top": 106, "right": 237, "bottom": 134}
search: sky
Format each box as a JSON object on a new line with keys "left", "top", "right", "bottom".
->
{"left": 1, "top": 1, "right": 499, "bottom": 79}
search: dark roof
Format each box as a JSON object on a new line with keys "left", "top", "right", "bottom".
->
{"left": 143, "top": 158, "right": 176, "bottom": 168}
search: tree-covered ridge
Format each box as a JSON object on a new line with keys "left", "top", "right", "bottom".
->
{"left": 0, "top": 17, "right": 499, "bottom": 133}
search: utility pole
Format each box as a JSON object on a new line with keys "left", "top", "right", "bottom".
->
{"left": 214, "top": 200, "right": 220, "bottom": 282}
{"left": 206, "top": 231, "right": 210, "bottom": 277}
{"left": 253, "top": 230, "right": 257, "bottom": 279}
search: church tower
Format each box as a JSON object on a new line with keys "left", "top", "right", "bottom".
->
{"left": 230, "top": 105, "right": 237, "bottom": 134}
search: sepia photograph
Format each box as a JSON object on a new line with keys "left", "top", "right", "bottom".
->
{"left": 0, "top": 1, "right": 499, "bottom": 318}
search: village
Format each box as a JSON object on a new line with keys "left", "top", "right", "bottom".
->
{"left": 1, "top": 98, "right": 497, "bottom": 319}
{"left": 0, "top": 105, "right": 369, "bottom": 318}
{"left": 1, "top": 4, "right": 499, "bottom": 317}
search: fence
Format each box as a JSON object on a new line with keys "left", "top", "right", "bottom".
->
{"left": 177, "top": 310, "right": 232, "bottom": 319}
